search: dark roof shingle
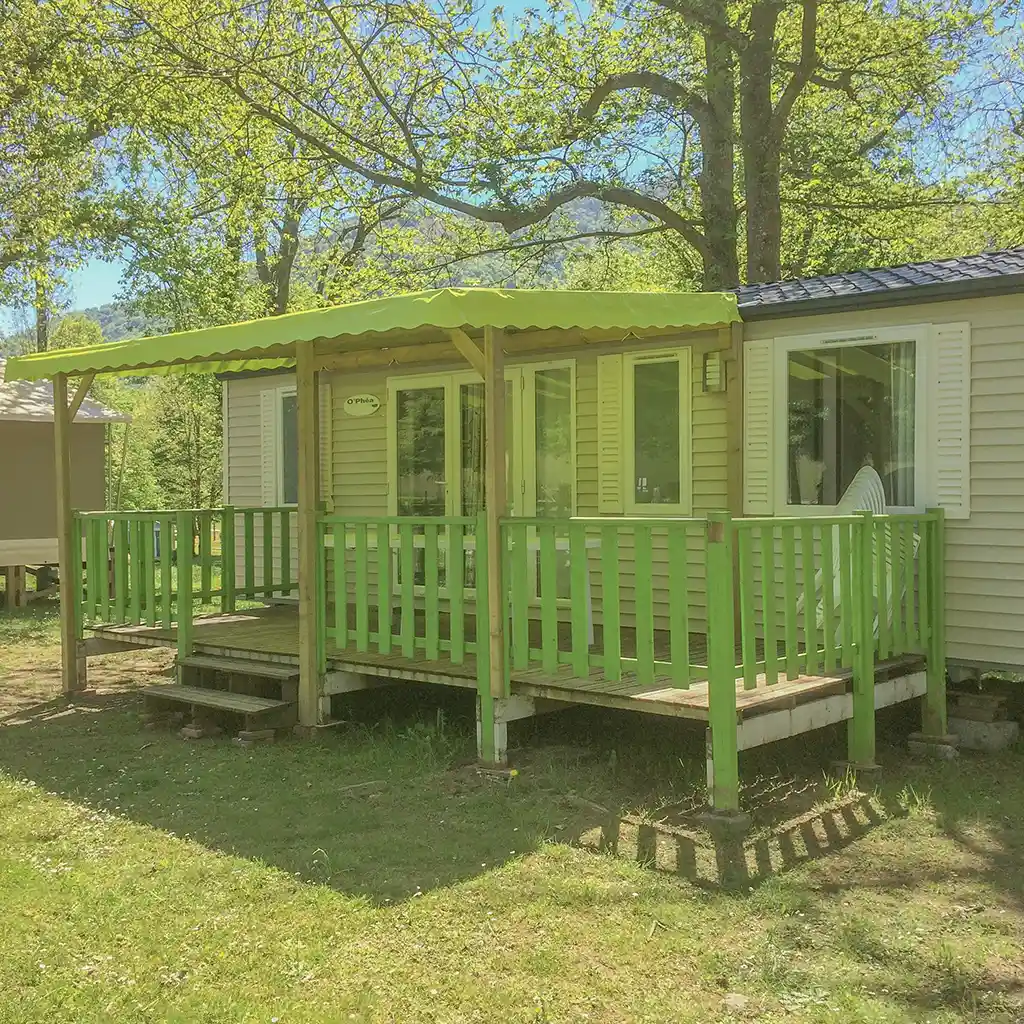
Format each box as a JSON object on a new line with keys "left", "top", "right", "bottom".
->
{"left": 735, "top": 248, "right": 1024, "bottom": 318}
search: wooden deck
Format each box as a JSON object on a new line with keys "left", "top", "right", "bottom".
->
{"left": 92, "top": 605, "right": 927, "bottom": 724}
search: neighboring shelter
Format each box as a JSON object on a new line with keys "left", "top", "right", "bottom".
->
{"left": 736, "top": 248, "right": 1024, "bottom": 678}
{"left": 0, "top": 358, "right": 128, "bottom": 605}
{"left": 3, "top": 286, "right": 952, "bottom": 816}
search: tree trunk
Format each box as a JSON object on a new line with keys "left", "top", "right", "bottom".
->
{"left": 740, "top": 2, "right": 784, "bottom": 284}
{"left": 34, "top": 277, "right": 49, "bottom": 352}
{"left": 699, "top": 32, "right": 740, "bottom": 290}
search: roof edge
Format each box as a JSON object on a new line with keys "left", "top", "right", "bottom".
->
{"left": 738, "top": 272, "right": 1024, "bottom": 321}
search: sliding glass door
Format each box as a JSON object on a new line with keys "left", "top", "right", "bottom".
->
{"left": 388, "top": 362, "right": 576, "bottom": 589}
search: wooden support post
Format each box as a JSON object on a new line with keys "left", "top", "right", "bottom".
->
{"left": 483, "top": 325, "right": 507, "bottom": 702}
{"left": 3, "top": 566, "right": 26, "bottom": 608}
{"left": 724, "top": 323, "right": 744, "bottom": 624}
{"left": 54, "top": 372, "right": 84, "bottom": 693}
{"left": 848, "top": 510, "right": 877, "bottom": 766}
{"left": 705, "top": 512, "right": 739, "bottom": 812}
{"left": 296, "top": 341, "right": 322, "bottom": 729}
{"left": 68, "top": 373, "right": 95, "bottom": 420}
{"left": 448, "top": 328, "right": 486, "bottom": 377}
{"left": 724, "top": 323, "right": 744, "bottom": 517}
{"left": 176, "top": 511, "right": 194, "bottom": 670}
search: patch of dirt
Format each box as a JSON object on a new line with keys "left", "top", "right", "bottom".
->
{"left": 0, "top": 648, "right": 174, "bottom": 720}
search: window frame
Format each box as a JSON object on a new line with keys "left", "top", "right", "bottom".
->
{"left": 622, "top": 347, "right": 693, "bottom": 516}
{"left": 772, "top": 324, "right": 929, "bottom": 515}
{"left": 275, "top": 383, "right": 298, "bottom": 507}
{"left": 385, "top": 360, "right": 578, "bottom": 520}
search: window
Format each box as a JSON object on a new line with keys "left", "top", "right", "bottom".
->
{"left": 279, "top": 392, "right": 298, "bottom": 505}
{"left": 387, "top": 363, "right": 575, "bottom": 589}
{"left": 623, "top": 350, "right": 692, "bottom": 514}
{"left": 776, "top": 327, "right": 925, "bottom": 512}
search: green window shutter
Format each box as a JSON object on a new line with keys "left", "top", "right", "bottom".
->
{"left": 260, "top": 388, "right": 278, "bottom": 507}
{"left": 743, "top": 339, "right": 775, "bottom": 513}
{"left": 929, "top": 321, "right": 971, "bottom": 519}
{"left": 597, "top": 353, "right": 625, "bottom": 513}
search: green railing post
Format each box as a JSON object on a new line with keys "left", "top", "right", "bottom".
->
{"left": 705, "top": 512, "right": 739, "bottom": 813}
{"left": 922, "top": 508, "right": 948, "bottom": 738}
{"left": 848, "top": 510, "right": 876, "bottom": 767}
{"left": 176, "top": 511, "right": 194, "bottom": 668}
{"left": 72, "top": 513, "right": 85, "bottom": 641}
{"left": 221, "top": 507, "right": 236, "bottom": 613}
{"left": 475, "top": 510, "right": 497, "bottom": 763}
{"left": 315, "top": 516, "right": 327, "bottom": 675}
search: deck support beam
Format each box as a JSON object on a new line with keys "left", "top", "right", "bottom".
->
{"left": 922, "top": 508, "right": 948, "bottom": 739}
{"left": 848, "top": 511, "right": 877, "bottom": 767}
{"left": 54, "top": 372, "right": 85, "bottom": 693}
{"left": 296, "top": 342, "right": 322, "bottom": 729}
{"left": 705, "top": 513, "right": 740, "bottom": 812}
{"left": 477, "top": 324, "right": 508, "bottom": 764}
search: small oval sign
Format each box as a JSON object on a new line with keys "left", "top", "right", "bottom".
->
{"left": 343, "top": 393, "right": 381, "bottom": 417}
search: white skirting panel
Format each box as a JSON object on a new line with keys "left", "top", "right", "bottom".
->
{"left": 736, "top": 671, "right": 927, "bottom": 752}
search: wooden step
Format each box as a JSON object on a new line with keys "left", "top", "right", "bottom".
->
{"left": 179, "top": 655, "right": 298, "bottom": 681}
{"left": 140, "top": 684, "right": 293, "bottom": 716}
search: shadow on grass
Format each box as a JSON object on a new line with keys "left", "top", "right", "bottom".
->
{"left": 0, "top": 669, "right": 971, "bottom": 901}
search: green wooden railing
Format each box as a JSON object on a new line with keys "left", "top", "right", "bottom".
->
{"left": 74, "top": 506, "right": 298, "bottom": 638}
{"left": 501, "top": 516, "right": 708, "bottom": 687}
{"left": 317, "top": 514, "right": 484, "bottom": 665}
{"left": 705, "top": 509, "right": 946, "bottom": 809}
{"left": 74, "top": 501, "right": 946, "bottom": 804}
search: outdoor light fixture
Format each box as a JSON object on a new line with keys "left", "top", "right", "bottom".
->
{"left": 702, "top": 350, "right": 726, "bottom": 392}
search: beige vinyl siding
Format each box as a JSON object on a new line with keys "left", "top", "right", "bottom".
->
{"left": 223, "top": 372, "right": 330, "bottom": 590}
{"left": 744, "top": 292, "right": 1024, "bottom": 671}
{"left": 328, "top": 370, "right": 389, "bottom": 517}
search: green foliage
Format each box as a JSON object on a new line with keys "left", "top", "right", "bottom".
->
{"left": 147, "top": 375, "right": 222, "bottom": 509}
{"left": 49, "top": 313, "right": 103, "bottom": 351}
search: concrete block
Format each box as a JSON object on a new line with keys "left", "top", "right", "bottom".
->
{"left": 948, "top": 716, "right": 1020, "bottom": 753}
{"left": 235, "top": 729, "right": 276, "bottom": 747}
{"left": 908, "top": 732, "right": 959, "bottom": 760}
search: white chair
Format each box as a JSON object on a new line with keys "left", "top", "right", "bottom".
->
{"left": 796, "top": 465, "right": 917, "bottom": 641}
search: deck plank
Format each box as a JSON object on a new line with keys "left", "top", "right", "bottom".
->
{"left": 95, "top": 605, "right": 926, "bottom": 724}
{"left": 141, "top": 684, "right": 292, "bottom": 715}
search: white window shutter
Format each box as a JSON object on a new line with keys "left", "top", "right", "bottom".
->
{"left": 596, "top": 354, "right": 624, "bottom": 513}
{"left": 319, "top": 378, "right": 332, "bottom": 507}
{"left": 743, "top": 339, "right": 775, "bottom": 513}
{"left": 929, "top": 322, "right": 971, "bottom": 519}
{"left": 260, "top": 388, "right": 278, "bottom": 506}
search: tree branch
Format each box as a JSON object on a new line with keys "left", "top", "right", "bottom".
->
{"left": 773, "top": 0, "right": 818, "bottom": 130}
{"left": 579, "top": 71, "right": 712, "bottom": 127}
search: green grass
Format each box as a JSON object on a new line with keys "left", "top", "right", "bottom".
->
{"left": 0, "top": 624, "right": 1022, "bottom": 1022}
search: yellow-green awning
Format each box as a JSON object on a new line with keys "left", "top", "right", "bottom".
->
{"left": 2, "top": 287, "right": 740, "bottom": 381}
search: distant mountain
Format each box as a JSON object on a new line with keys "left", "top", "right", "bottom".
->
{"left": 0, "top": 302, "right": 165, "bottom": 356}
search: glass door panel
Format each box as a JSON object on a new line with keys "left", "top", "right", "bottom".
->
{"left": 458, "top": 379, "right": 515, "bottom": 588}
{"left": 394, "top": 384, "right": 447, "bottom": 585}
{"left": 528, "top": 365, "right": 574, "bottom": 600}
{"left": 458, "top": 380, "right": 516, "bottom": 517}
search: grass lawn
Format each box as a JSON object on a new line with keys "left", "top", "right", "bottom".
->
{"left": 1, "top": 603, "right": 1023, "bottom": 1022}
